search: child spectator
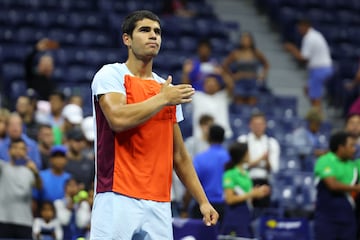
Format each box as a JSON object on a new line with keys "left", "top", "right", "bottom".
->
{"left": 220, "top": 142, "right": 270, "bottom": 238}
{"left": 33, "top": 201, "right": 63, "bottom": 240}
{"left": 35, "top": 145, "right": 71, "bottom": 202}
{"left": 54, "top": 178, "right": 91, "bottom": 240}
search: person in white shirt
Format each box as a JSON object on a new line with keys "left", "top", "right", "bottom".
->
{"left": 192, "top": 74, "right": 233, "bottom": 139}
{"left": 33, "top": 201, "right": 63, "bottom": 240}
{"left": 285, "top": 19, "right": 333, "bottom": 109}
{"left": 237, "top": 112, "right": 280, "bottom": 208}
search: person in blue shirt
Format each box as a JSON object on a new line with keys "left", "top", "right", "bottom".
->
{"left": 0, "top": 112, "right": 41, "bottom": 169}
{"left": 188, "top": 124, "right": 230, "bottom": 228}
{"left": 34, "top": 145, "right": 71, "bottom": 203}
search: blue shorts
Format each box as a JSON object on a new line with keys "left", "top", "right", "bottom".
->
{"left": 308, "top": 67, "right": 333, "bottom": 100}
{"left": 90, "top": 192, "right": 173, "bottom": 240}
{"left": 234, "top": 79, "right": 258, "bottom": 97}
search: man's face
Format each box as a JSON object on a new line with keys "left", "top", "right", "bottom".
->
{"left": 16, "top": 96, "right": 31, "bottom": 116}
{"left": 123, "top": 18, "right": 162, "bottom": 60}
{"left": 9, "top": 142, "right": 27, "bottom": 161}
{"left": 7, "top": 115, "right": 23, "bottom": 139}
{"left": 250, "top": 116, "right": 266, "bottom": 137}
{"left": 297, "top": 24, "right": 308, "bottom": 36}
{"left": 38, "top": 126, "right": 54, "bottom": 148}
{"left": 345, "top": 115, "right": 360, "bottom": 137}
{"left": 49, "top": 95, "right": 64, "bottom": 114}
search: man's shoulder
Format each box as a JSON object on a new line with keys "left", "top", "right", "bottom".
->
{"left": 95, "top": 63, "right": 125, "bottom": 75}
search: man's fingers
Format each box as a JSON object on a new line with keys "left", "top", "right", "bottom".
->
{"left": 203, "top": 211, "right": 219, "bottom": 226}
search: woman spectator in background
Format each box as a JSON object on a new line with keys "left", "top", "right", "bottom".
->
{"left": 223, "top": 32, "right": 269, "bottom": 105}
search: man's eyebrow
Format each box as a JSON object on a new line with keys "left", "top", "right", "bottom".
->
{"left": 137, "top": 26, "right": 161, "bottom": 32}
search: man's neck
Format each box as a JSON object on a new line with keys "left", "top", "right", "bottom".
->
{"left": 125, "top": 56, "right": 153, "bottom": 79}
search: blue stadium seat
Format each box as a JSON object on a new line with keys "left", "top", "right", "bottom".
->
{"left": 229, "top": 114, "right": 249, "bottom": 139}
{"left": 0, "top": 44, "right": 29, "bottom": 63}
{"left": 2, "top": 62, "right": 25, "bottom": 82}
{"left": 78, "top": 30, "right": 111, "bottom": 47}
{"left": 9, "top": 80, "right": 27, "bottom": 102}
{"left": 0, "top": 28, "right": 15, "bottom": 43}
{"left": 67, "top": 65, "right": 96, "bottom": 83}
{"left": 16, "top": 27, "right": 39, "bottom": 44}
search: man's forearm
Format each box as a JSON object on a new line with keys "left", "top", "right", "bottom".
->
{"left": 174, "top": 157, "right": 209, "bottom": 206}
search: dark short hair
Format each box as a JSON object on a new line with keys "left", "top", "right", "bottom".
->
{"left": 9, "top": 138, "right": 26, "bottom": 149}
{"left": 329, "top": 131, "right": 353, "bottom": 153}
{"left": 49, "top": 91, "right": 66, "bottom": 102}
{"left": 250, "top": 111, "right": 266, "bottom": 122}
{"left": 297, "top": 18, "right": 312, "bottom": 26}
{"left": 225, "top": 142, "right": 248, "bottom": 170}
{"left": 122, "top": 10, "right": 161, "bottom": 36}
{"left": 209, "top": 124, "right": 225, "bottom": 143}
{"left": 199, "top": 114, "right": 214, "bottom": 126}
{"left": 197, "top": 39, "right": 212, "bottom": 50}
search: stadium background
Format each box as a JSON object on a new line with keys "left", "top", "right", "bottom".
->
{"left": 0, "top": 0, "right": 358, "bottom": 239}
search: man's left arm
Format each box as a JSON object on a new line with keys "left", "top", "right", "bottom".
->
{"left": 173, "top": 124, "right": 218, "bottom": 226}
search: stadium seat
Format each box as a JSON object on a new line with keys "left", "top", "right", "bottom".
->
{"left": 2, "top": 62, "right": 25, "bottom": 82}
{"left": 79, "top": 30, "right": 111, "bottom": 47}
{"left": 66, "top": 65, "right": 96, "bottom": 83}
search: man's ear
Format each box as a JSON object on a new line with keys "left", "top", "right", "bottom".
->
{"left": 122, "top": 33, "right": 131, "bottom": 47}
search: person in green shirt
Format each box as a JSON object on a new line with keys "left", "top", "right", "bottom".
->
{"left": 314, "top": 131, "right": 360, "bottom": 240}
{"left": 220, "top": 142, "right": 270, "bottom": 238}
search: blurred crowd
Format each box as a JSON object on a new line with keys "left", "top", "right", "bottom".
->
{"left": 2, "top": 0, "right": 360, "bottom": 239}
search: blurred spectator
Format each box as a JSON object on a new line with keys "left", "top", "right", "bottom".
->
{"left": 47, "top": 91, "right": 66, "bottom": 128}
{"left": 344, "top": 114, "right": 360, "bottom": 158}
{"left": 343, "top": 60, "right": 360, "bottom": 116}
{"left": 0, "top": 112, "right": 42, "bottom": 169}
{"left": 32, "top": 201, "right": 63, "bottom": 240}
{"left": 68, "top": 94, "right": 84, "bottom": 108}
{"left": 80, "top": 116, "right": 95, "bottom": 162}
{"left": 181, "top": 39, "right": 222, "bottom": 91}
{"left": 37, "top": 124, "right": 55, "bottom": 170}
{"left": 284, "top": 19, "right": 333, "bottom": 110}
{"left": 223, "top": 32, "right": 270, "bottom": 105}
{"left": 64, "top": 127, "right": 94, "bottom": 190}
{"left": 62, "top": 104, "right": 84, "bottom": 137}
{"left": 24, "top": 38, "right": 59, "bottom": 100}
{"left": 163, "top": 0, "right": 196, "bottom": 18}
{"left": 291, "top": 108, "right": 328, "bottom": 171}
{"left": 16, "top": 95, "right": 39, "bottom": 140}
{"left": 187, "top": 125, "right": 230, "bottom": 228}
{"left": 38, "top": 91, "right": 67, "bottom": 145}
{"left": 237, "top": 111, "right": 280, "bottom": 208}
{"left": 35, "top": 145, "right": 71, "bottom": 202}
{"left": 0, "top": 108, "right": 10, "bottom": 143}
{"left": 314, "top": 131, "right": 359, "bottom": 240}
{"left": 192, "top": 74, "right": 233, "bottom": 139}
{"left": 220, "top": 142, "right": 270, "bottom": 238}
{"left": 0, "top": 138, "right": 41, "bottom": 239}
{"left": 185, "top": 114, "right": 214, "bottom": 158}
{"left": 54, "top": 178, "right": 91, "bottom": 240}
